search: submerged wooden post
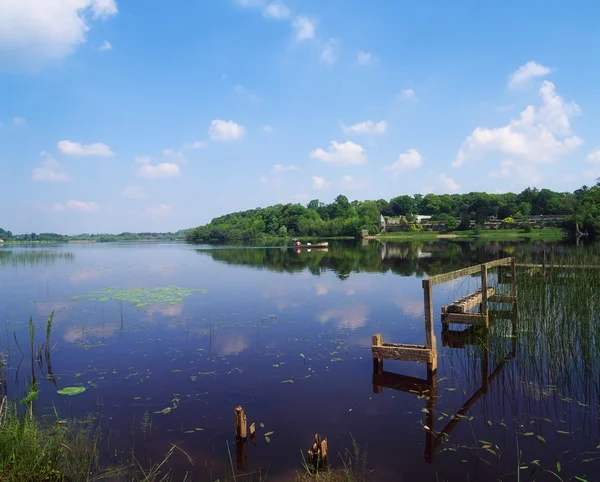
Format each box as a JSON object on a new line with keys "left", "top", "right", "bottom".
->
{"left": 481, "top": 264, "right": 489, "bottom": 328}
{"left": 422, "top": 279, "right": 437, "bottom": 372}
{"left": 234, "top": 406, "right": 247, "bottom": 439}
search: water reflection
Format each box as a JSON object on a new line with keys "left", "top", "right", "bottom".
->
{"left": 317, "top": 306, "right": 369, "bottom": 330}
{"left": 0, "top": 249, "right": 74, "bottom": 268}
{"left": 197, "top": 240, "right": 557, "bottom": 279}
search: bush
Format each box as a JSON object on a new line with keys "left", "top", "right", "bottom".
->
{"left": 523, "top": 224, "right": 533, "bottom": 233}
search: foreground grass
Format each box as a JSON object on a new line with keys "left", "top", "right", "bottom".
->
{"left": 0, "top": 404, "right": 105, "bottom": 481}
{"left": 296, "top": 436, "right": 371, "bottom": 482}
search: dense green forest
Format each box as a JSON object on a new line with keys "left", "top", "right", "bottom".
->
{"left": 0, "top": 229, "right": 188, "bottom": 243}
{"left": 186, "top": 184, "right": 600, "bottom": 243}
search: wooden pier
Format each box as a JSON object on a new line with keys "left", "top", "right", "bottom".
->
{"left": 371, "top": 256, "right": 518, "bottom": 461}
{"left": 371, "top": 257, "right": 517, "bottom": 374}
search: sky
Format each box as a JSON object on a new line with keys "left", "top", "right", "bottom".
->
{"left": 1, "top": 0, "right": 600, "bottom": 235}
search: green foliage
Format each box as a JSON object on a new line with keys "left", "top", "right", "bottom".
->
{"left": 502, "top": 217, "right": 515, "bottom": 224}
{"left": 444, "top": 215, "right": 458, "bottom": 231}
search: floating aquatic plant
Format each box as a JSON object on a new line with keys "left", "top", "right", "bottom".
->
{"left": 73, "top": 286, "right": 207, "bottom": 307}
{"left": 57, "top": 386, "right": 86, "bottom": 396}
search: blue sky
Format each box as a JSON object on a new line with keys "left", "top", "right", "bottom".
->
{"left": 1, "top": 0, "right": 600, "bottom": 234}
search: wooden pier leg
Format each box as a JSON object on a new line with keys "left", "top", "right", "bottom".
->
{"left": 481, "top": 264, "right": 489, "bottom": 329}
{"left": 372, "top": 333, "right": 384, "bottom": 393}
{"left": 481, "top": 329, "right": 490, "bottom": 394}
{"left": 510, "top": 258, "right": 517, "bottom": 298}
{"left": 422, "top": 279, "right": 437, "bottom": 372}
{"left": 424, "top": 367, "right": 438, "bottom": 463}
{"left": 372, "top": 333, "right": 383, "bottom": 373}
{"left": 234, "top": 406, "right": 247, "bottom": 439}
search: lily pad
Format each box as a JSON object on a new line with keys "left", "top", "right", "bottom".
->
{"left": 57, "top": 386, "right": 86, "bottom": 396}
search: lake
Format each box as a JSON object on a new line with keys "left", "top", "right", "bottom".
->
{"left": 1, "top": 240, "right": 599, "bottom": 481}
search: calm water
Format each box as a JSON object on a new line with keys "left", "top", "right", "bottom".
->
{"left": 1, "top": 240, "right": 599, "bottom": 481}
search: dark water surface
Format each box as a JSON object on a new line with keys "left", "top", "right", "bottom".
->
{"left": 1, "top": 240, "right": 599, "bottom": 481}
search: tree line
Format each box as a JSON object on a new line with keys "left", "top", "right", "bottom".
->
{"left": 0, "top": 230, "right": 189, "bottom": 243}
{"left": 185, "top": 184, "right": 600, "bottom": 243}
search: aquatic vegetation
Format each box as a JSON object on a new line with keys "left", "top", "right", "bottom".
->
{"left": 73, "top": 286, "right": 207, "bottom": 307}
{"left": 0, "top": 250, "right": 74, "bottom": 269}
{"left": 57, "top": 386, "right": 86, "bottom": 396}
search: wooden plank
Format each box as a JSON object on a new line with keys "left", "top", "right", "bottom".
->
{"left": 441, "top": 312, "right": 487, "bottom": 325}
{"left": 442, "top": 288, "right": 495, "bottom": 313}
{"left": 441, "top": 325, "right": 488, "bottom": 348}
{"left": 372, "top": 344, "right": 432, "bottom": 363}
{"left": 489, "top": 294, "right": 516, "bottom": 303}
{"left": 372, "top": 371, "right": 431, "bottom": 394}
{"left": 428, "top": 258, "right": 512, "bottom": 286}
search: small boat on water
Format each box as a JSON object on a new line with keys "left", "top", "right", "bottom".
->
{"left": 289, "top": 241, "right": 329, "bottom": 249}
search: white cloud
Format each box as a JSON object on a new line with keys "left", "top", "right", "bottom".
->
{"left": 384, "top": 148, "right": 422, "bottom": 175}
{"left": 262, "top": 125, "right": 273, "bottom": 133}
{"left": 320, "top": 38, "right": 339, "bottom": 66}
{"left": 398, "top": 89, "right": 417, "bottom": 102}
{"left": 208, "top": 119, "right": 246, "bottom": 142}
{"left": 293, "top": 16, "right": 315, "bottom": 41}
{"left": 32, "top": 156, "right": 70, "bottom": 182}
{"left": 183, "top": 141, "right": 205, "bottom": 150}
{"left": 312, "top": 176, "right": 331, "bottom": 190}
{"left": 489, "top": 159, "right": 543, "bottom": 185}
{"left": 67, "top": 200, "right": 100, "bottom": 212}
{"left": 263, "top": 1, "right": 290, "bottom": 19}
{"left": 0, "top": 0, "right": 118, "bottom": 71}
{"left": 454, "top": 81, "right": 582, "bottom": 167}
{"left": 310, "top": 140, "right": 366, "bottom": 165}
{"left": 12, "top": 117, "right": 26, "bottom": 126}
{"left": 587, "top": 149, "right": 600, "bottom": 163}
{"left": 58, "top": 140, "right": 115, "bottom": 157}
{"left": 91, "top": 0, "right": 117, "bottom": 19}
{"left": 99, "top": 40, "right": 112, "bottom": 51}
{"left": 508, "top": 61, "right": 552, "bottom": 90}
{"left": 135, "top": 155, "right": 151, "bottom": 164}
{"left": 356, "top": 50, "right": 373, "bottom": 65}
{"left": 146, "top": 204, "right": 173, "bottom": 216}
{"left": 439, "top": 174, "right": 460, "bottom": 193}
{"left": 271, "top": 164, "right": 299, "bottom": 173}
{"left": 342, "top": 120, "right": 387, "bottom": 136}
{"left": 121, "top": 185, "right": 146, "bottom": 200}
{"left": 138, "top": 163, "right": 180, "bottom": 179}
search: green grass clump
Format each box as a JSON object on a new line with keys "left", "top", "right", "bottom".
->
{"left": 0, "top": 404, "right": 100, "bottom": 481}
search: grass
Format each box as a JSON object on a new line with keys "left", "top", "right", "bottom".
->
{"left": 0, "top": 401, "right": 104, "bottom": 481}
{"left": 374, "top": 227, "right": 565, "bottom": 241}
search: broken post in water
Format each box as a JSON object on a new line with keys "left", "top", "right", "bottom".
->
{"left": 234, "top": 406, "right": 248, "bottom": 471}
{"left": 307, "top": 433, "right": 328, "bottom": 471}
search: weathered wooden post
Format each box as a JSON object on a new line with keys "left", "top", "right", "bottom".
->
{"left": 234, "top": 406, "right": 247, "bottom": 439}
{"left": 234, "top": 406, "right": 248, "bottom": 470}
{"left": 481, "top": 264, "right": 489, "bottom": 329}
{"left": 422, "top": 279, "right": 437, "bottom": 372}
{"left": 372, "top": 333, "right": 383, "bottom": 393}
